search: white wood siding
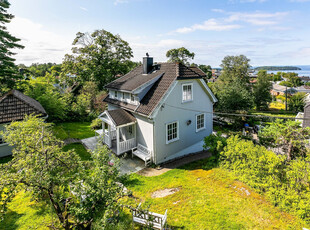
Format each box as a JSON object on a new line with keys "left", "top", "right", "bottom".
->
{"left": 153, "top": 79, "right": 213, "bottom": 164}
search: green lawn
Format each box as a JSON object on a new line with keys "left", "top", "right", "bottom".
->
{"left": 122, "top": 159, "right": 308, "bottom": 229}
{"left": 63, "top": 143, "right": 92, "bottom": 161}
{"left": 1, "top": 158, "right": 308, "bottom": 229}
{"left": 0, "top": 190, "right": 56, "bottom": 230}
{"left": 52, "top": 122, "right": 95, "bottom": 140}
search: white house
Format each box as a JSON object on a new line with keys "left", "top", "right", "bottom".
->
{"left": 98, "top": 56, "right": 217, "bottom": 165}
{"left": 0, "top": 90, "right": 47, "bottom": 157}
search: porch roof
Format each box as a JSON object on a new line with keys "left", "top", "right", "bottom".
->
{"left": 100, "top": 109, "right": 136, "bottom": 127}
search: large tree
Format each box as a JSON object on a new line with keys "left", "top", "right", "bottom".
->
{"left": 61, "top": 30, "right": 134, "bottom": 90}
{"left": 0, "top": 116, "right": 124, "bottom": 229}
{"left": 0, "top": 0, "right": 24, "bottom": 93}
{"left": 213, "top": 55, "right": 253, "bottom": 112}
{"left": 253, "top": 70, "right": 272, "bottom": 110}
{"left": 166, "top": 47, "right": 195, "bottom": 65}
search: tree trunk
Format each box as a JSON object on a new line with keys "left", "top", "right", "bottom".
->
{"left": 287, "top": 140, "right": 293, "bottom": 161}
{"left": 48, "top": 189, "right": 71, "bottom": 230}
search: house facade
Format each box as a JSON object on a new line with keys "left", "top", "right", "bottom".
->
{"left": 98, "top": 56, "right": 217, "bottom": 165}
{"left": 0, "top": 90, "right": 47, "bottom": 157}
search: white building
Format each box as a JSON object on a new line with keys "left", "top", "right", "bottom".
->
{"left": 98, "top": 56, "right": 217, "bottom": 165}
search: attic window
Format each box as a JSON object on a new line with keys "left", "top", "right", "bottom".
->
{"left": 182, "top": 83, "right": 193, "bottom": 102}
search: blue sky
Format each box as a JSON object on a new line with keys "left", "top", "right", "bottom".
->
{"left": 7, "top": 0, "right": 310, "bottom": 67}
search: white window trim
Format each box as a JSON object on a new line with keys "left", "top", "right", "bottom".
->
{"left": 166, "top": 121, "right": 179, "bottom": 144}
{"left": 182, "top": 83, "right": 193, "bottom": 103}
{"left": 196, "top": 113, "right": 206, "bottom": 132}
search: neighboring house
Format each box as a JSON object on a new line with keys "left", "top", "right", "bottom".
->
{"left": 0, "top": 90, "right": 47, "bottom": 157}
{"left": 299, "top": 76, "right": 310, "bottom": 84}
{"left": 98, "top": 56, "right": 217, "bottom": 165}
{"left": 303, "top": 103, "right": 310, "bottom": 128}
{"left": 271, "top": 83, "right": 310, "bottom": 96}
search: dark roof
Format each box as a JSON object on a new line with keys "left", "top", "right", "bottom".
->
{"left": 0, "top": 90, "right": 47, "bottom": 124}
{"left": 107, "top": 109, "right": 136, "bottom": 126}
{"left": 105, "top": 65, "right": 163, "bottom": 92}
{"left": 189, "top": 66, "right": 206, "bottom": 77}
{"left": 104, "top": 63, "right": 205, "bottom": 116}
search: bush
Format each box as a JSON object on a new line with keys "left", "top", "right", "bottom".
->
{"left": 91, "top": 118, "right": 102, "bottom": 130}
{"left": 203, "top": 133, "right": 227, "bottom": 154}
{"left": 220, "top": 135, "right": 310, "bottom": 223}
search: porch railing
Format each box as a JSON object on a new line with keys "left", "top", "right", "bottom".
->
{"left": 119, "top": 138, "right": 136, "bottom": 154}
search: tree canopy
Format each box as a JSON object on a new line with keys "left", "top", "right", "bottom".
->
{"left": 259, "top": 119, "right": 310, "bottom": 161}
{"left": 213, "top": 55, "right": 253, "bottom": 112}
{"left": 253, "top": 70, "right": 272, "bottom": 110}
{"left": 0, "top": 0, "right": 24, "bottom": 93}
{"left": 61, "top": 29, "right": 135, "bottom": 90}
{"left": 0, "top": 116, "right": 124, "bottom": 229}
{"left": 166, "top": 47, "right": 195, "bottom": 65}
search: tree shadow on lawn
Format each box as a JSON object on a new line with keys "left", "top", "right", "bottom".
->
{"left": 178, "top": 153, "right": 220, "bottom": 171}
{"left": 0, "top": 211, "right": 23, "bottom": 230}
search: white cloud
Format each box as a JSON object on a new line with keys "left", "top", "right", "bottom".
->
{"left": 172, "top": 10, "right": 289, "bottom": 34}
{"left": 7, "top": 17, "right": 73, "bottom": 65}
{"left": 79, "top": 6, "right": 88, "bottom": 12}
{"left": 226, "top": 11, "right": 289, "bottom": 26}
{"left": 173, "top": 19, "right": 241, "bottom": 34}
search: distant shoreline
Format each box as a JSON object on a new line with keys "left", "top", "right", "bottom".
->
{"left": 254, "top": 66, "right": 302, "bottom": 71}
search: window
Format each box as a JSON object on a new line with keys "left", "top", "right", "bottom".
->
{"left": 122, "top": 92, "right": 125, "bottom": 100}
{"left": 114, "top": 91, "right": 117, "bottom": 98}
{"left": 196, "top": 113, "right": 205, "bottom": 132}
{"left": 128, "top": 125, "right": 133, "bottom": 134}
{"left": 131, "top": 94, "right": 135, "bottom": 102}
{"left": 166, "top": 121, "right": 179, "bottom": 144}
{"left": 182, "top": 83, "right": 193, "bottom": 102}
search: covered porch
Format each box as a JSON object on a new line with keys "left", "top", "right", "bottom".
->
{"left": 98, "top": 109, "right": 137, "bottom": 156}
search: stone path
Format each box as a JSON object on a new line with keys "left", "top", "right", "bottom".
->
{"left": 81, "top": 136, "right": 146, "bottom": 175}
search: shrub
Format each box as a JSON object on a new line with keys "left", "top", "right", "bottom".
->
{"left": 203, "top": 133, "right": 227, "bottom": 154}
{"left": 91, "top": 118, "right": 102, "bottom": 130}
{"left": 220, "top": 135, "right": 310, "bottom": 223}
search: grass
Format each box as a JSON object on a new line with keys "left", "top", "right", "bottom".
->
{"left": 0, "top": 190, "right": 56, "bottom": 230}
{"left": 63, "top": 143, "right": 92, "bottom": 161}
{"left": 122, "top": 159, "right": 308, "bottom": 229}
{"left": 251, "top": 111, "right": 296, "bottom": 118}
{"left": 52, "top": 122, "right": 95, "bottom": 140}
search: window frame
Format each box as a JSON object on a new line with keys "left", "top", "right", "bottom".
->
{"left": 114, "top": 91, "right": 118, "bottom": 98}
{"left": 182, "top": 83, "right": 193, "bottom": 103}
{"left": 196, "top": 113, "right": 206, "bottom": 132}
{"left": 166, "top": 121, "right": 179, "bottom": 144}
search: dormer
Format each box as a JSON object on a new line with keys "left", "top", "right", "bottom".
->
{"left": 105, "top": 55, "right": 163, "bottom": 105}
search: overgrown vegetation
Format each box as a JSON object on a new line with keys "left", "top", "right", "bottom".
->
{"left": 122, "top": 160, "right": 307, "bottom": 229}
{"left": 0, "top": 116, "right": 124, "bottom": 229}
{"left": 217, "top": 134, "right": 310, "bottom": 223}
